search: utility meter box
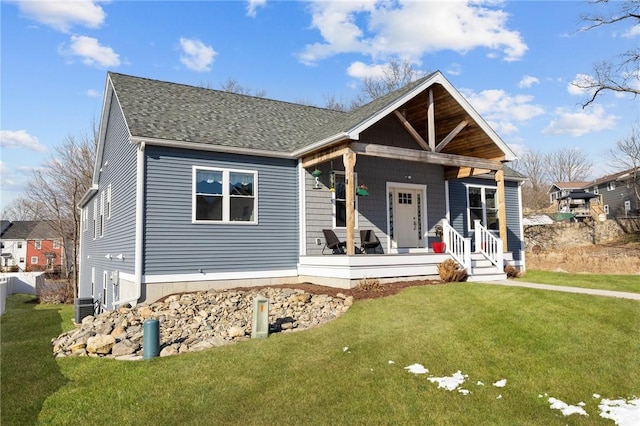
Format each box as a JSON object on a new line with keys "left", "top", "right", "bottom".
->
{"left": 251, "top": 295, "right": 269, "bottom": 339}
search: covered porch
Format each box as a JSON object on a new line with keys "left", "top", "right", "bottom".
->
{"left": 295, "top": 75, "right": 517, "bottom": 287}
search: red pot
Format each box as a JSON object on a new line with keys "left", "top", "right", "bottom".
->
{"left": 432, "top": 242, "right": 446, "bottom": 253}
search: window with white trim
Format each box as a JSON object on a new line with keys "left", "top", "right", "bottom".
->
{"left": 82, "top": 207, "right": 88, "bottom": 232}
{"left": 91, "top": 267, "right": 96, "bottom": 298}
{"left": 593, "top": 186, "right": 599, "bottom": 194}
{"left": 193, "top": 167, "right": 257, "bottom": 223}
{"left": 19, "top": 257, "right": 24, "bottom": 263}
{"left": 102, "top": 271, "right": 108, "bottom": 309}
{"left": 604, "top": 204, "right": 610, "bottom": 214}
{"left": 17, "top": 242, "right": 22, "bottom": 249}
{"left": 35, "top": 240, "right": 41, "bottom": 249}
{"left": 624, "top": 200, "right": 631, "bottom": 212}
{"left": 332, "top": 172, "right": 358, "bottom": 229}
{"left": 53, "top": 240, "right": 60, "bottom": 249}
{"left": 31, "top": 256, "right": 38, "bottom": 264}
{"left": 106, "top": 184, "right": 112, "bottom": 219}
{"left": 99, "top": 191, "right": 105, "bottom": 237}
{"left": 467, "top": 185, "right": 499, "bottom": 231}
{"left": 607, "top": 181, "right": 616, "bottom": 191}
{"left": 93, "top": 199, "right": 98, "bottom": 239}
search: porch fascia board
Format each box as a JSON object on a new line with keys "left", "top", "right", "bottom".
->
{"left": 301, "top": 143, "right": 352, "bottom": 169}
{"left": 298, "top": 253, "right": 449, "bottom": 280}
{"left": 350, "top": 142, "right": 503, "bottom": 171}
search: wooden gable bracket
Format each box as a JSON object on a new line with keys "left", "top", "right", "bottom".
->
{"left": 435, "top": 120, "right": 468, "bottom": 153}
{"left": 393, "top": 110, "right": 431, "bottom": 152}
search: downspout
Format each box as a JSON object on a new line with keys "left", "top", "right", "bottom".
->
{"left": 134, "top": 141, "right": 145, "bottom": 305}
{"left": 113, "top": 141, "right": 145, "bottom": 307}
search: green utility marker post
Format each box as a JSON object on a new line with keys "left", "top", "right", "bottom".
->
{"left": 143, "top": 319, "right": 160, "bottom": 359}
{"left": 251, "top": 295, "right": 269, "bottom": 338}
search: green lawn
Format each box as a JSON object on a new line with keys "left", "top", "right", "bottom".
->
{"left": 2, "top": 284, "right": 639, "bottom": 425}
{"left": 519, "top": 269, "right": 640, "bottom": 294}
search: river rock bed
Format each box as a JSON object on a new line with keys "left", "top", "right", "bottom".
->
{"left": 52, "top": 287, "right": 353, "bottom": 360}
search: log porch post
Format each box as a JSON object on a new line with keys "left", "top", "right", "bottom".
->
{"left": 343, "top": 149, "right": 357, "bottom": 255}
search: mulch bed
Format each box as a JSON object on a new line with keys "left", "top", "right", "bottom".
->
{"left": 237, "top": 279, "right": 447, "bottom": 301}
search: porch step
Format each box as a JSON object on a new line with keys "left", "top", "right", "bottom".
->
{"left": 467, "top": 253, "right": 507, "bottom": 282}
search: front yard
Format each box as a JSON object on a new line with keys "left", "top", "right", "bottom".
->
{"left": 2, "top": 278, "right": 639, "bottom": 425}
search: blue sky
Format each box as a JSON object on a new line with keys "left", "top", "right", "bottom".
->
{"left": 1, "top": 0, "right": 639, "bottom": 212}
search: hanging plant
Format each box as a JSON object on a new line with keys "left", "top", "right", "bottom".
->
{"left": 356, "top": 184, "right": 369, "bottom": 196}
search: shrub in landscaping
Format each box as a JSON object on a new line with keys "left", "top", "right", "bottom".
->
{"left": 504, "top": 264, "right": 522, "bottom": 279}
{"left": 437, "top": 259, "right": 468, "bottom": 282}
{"left": 357, "top": 277, "right": 383, "bottom": 292}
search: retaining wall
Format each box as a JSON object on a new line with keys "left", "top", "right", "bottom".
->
{"left": 524, "top": 218, "right": 640, "bottom": 250}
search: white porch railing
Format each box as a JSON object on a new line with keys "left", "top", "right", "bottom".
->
{"left": 441, "top": 219, "right": 471, "bottom": 271}
{"left": 473, "top": 219, "right": 503, "bottom": 268}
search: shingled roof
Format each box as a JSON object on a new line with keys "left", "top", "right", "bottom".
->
{"left": 108, "top": 72, "right": 437, "bottom": 154}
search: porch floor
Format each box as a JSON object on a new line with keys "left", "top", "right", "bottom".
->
{"left": 298, "top": 252, "right": 510, "bottom": 289}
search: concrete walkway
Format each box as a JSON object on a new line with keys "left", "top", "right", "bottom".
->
{"left": 485, "top": 280, "right": 640, "bottom": 301}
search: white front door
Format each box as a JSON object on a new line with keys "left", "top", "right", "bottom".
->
{"left": 389, "top": 185, "right": 426, "bottom": 249}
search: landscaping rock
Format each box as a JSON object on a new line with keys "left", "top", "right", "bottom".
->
{"left": 53, "top": 287, "right": 350, "bottom": 359}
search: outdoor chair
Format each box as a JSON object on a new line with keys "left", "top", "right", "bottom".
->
{"left": 360, "top": 229, "right": 383, "bottom": 254}
{"left": 322, "top": 229, "right": 347, "bottom": 254}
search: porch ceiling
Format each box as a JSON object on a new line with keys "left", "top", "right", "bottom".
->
{"left": 401, "top": 83, "right": 506, "bottom": 161}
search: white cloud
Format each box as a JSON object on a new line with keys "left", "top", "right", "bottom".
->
{"left": 85, "top": 89, "right": 100, "bottom": 97}
{"left": 62, "top": 35, "right": 120, "bottom": 68}
{"left": 14, "top": 0, "right": 107, "bottom": 33}
{"left": 246, "top": 0, "right": 267, "bottom": 17}
{"left": 568, "top": 73, "right": 595, "bottom": 96}
{"left": 179, "top": 37, "right": 217, "bottom": 72}
{"left": 518, "top": 75, "right": 539, "bottom": 88}
{"left": 446, "top": 63, "right": 463, "bottom": 76}
{"left": 299, "top": 1, "right": 527, "bottom": 65}
{"left": 542, "top": 104, "right": 618, "bottom": 137}
{"left": 462, "top": 89, "right": 544, "bottom": 135}
{"left": 346, "top": 61, "right": 388, "bottom": 79}
{"left": 0, "top": 130, "right": 47, "bottom": 152}
{"left": 622, "top": 24, "right": 640, "bottom": 38}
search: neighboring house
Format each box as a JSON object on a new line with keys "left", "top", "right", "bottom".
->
{"left": 588, "top": 168, "right": 640, "bottom": 218}
{"left": 78, "top": 71, "right": 526, "bottom": 313}
{"left": 548, "top": 182, "right": 591, "bottom": 205}
{"left": 0, "top": 221, "right": 63, "bottom": 272}
{"left": 557, "top": 190, "right": 602, "bottom": 221}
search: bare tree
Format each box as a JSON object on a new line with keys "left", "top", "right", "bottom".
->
{"left": 24, "top": 127, "right": 97, "bottom": 295}
{"left": 574, "top": 0, "right": 640, "bottom": 107}
{"left": 511, "top": 149, "right": 551, "bottom": 211}
{"left": 219, "top": 78, "right": 267, "bottom": 97}
{"left": 608, "top": 124, "right": 640, "bottom": 202}
{"left": 1, "top": 198, "right": 47, "bottom": 221}
{"left": 352, "top": 59, "right": 423, "bottom": 108}
{"left": 545, "top": 147, "right": 594, "bottom": 183}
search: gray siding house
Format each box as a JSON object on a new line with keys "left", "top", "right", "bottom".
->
{"left": 589, "top": 168, "right": 640, "bottom": 218}
{"left": 78, "top": 71, "right": 526, "bottom": 312}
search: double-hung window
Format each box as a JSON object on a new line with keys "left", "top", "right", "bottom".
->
{"left": 467, "top": 185, "right": 499, "bottom": 231}
{"left": 193, "top": 167, "right": 257, "bottom": 223}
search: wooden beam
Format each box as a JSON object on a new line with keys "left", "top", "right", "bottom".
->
{"left": 393, "top": 110, "right": 431, "bottom": 151}
{"left": 445, "top": 166, "right": 492, "bottom": 180}
{"left": 351, "top": 142, "right": 503, "bottom": 171}
{"left": 301, "top": 144, "right": 351, "bottom": 169}
{"left": 427, "top": 89, "right": 435, "bottom": 151}
{"left": 343, "top": 150, "right": 357, "bottom": 256}
{"left": 495, "top": 169, "right": 508, "bottom": 253}
{"left": 435, "top": 120, "right": 468, "bottom": 152}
